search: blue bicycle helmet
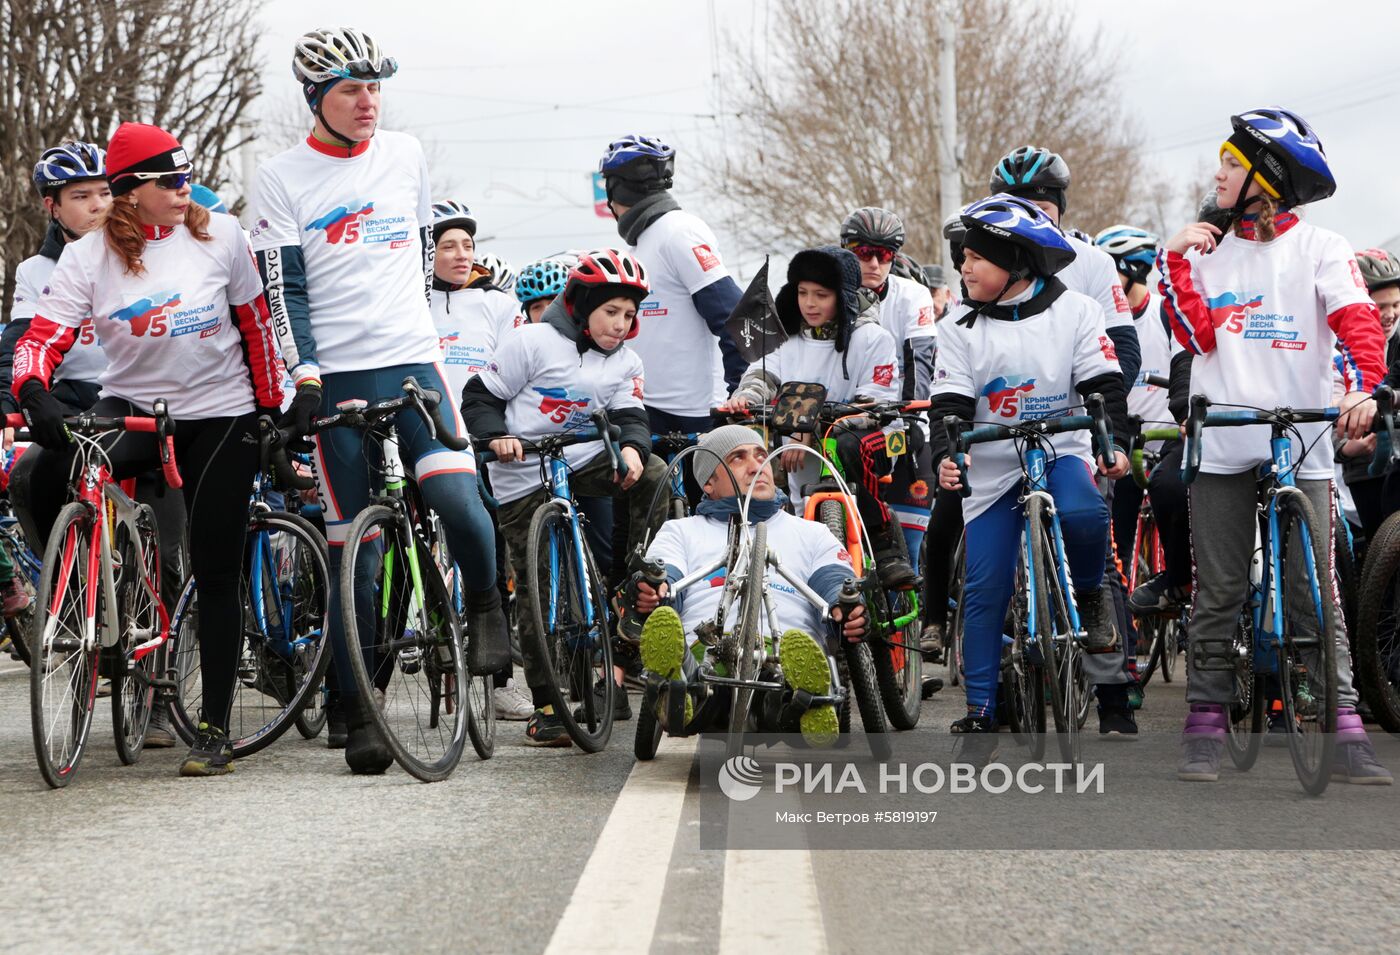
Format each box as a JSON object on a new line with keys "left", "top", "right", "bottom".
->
{"left": 598, "top": 134, "right": 675, "bottom": 204}
{"left": 959, "top": 194, "right": 1075, "bottom": 278}
{"left": 1095, "top": 224, "right": 1159, "bottom": 285}
{"left": 32, "top": 141, "right": 106, "bottom": 197}
{"left": 189, "top": 183, "right": 228, "bottom": 213}
{"left": 1222, "top": 106, "right": 1334, "bottom": 208}
{"left": 515, "top": 258, "right": 571, "bottom": 305}
{"left": 990, "top": 145, "right": 1071, "bottom": 213}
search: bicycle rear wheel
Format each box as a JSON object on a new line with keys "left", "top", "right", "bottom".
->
{"left": 1, "top": 529, "right": 36, "bottom": 666}
{"left": 342, "top": 505, "right": 468, "bottom": 781}
{"left": 430, "top": 526, "right": 495, "bottom": 763}
{"left": 1355, "top": 511, "right": 1400, "bottom": 733}
{"left": 30, "top": 503, "right": 99, "bottom": 789}
{"left": 1274, "top": 493, "right": 1338, "bottom": 795}
{"left": 111, "top": 505, "right": 162, "bottom": 765}
{"left": 1225, "top": 612, "right": 1264, "bottom": 770}
{"left": 869, "top": 527, "right": 923, "bottom": 730}
{"left": 295, "top": 679, "right": 329, "bottom": 739}
{"left": 169, "top": 511, "right": 331, "bottom": 757}
{"left": 526, "top": 501, "right": 614, "bottom": 752}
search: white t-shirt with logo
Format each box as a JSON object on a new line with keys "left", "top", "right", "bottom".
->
{"left": 646, "top": 509, "right": 848, "bottom": 648}
{"left": 629, "top": 209, "right": 732, "bottom": 417}
{"left": 478, "top": 322, "right": 647, "bottom": 504}
{"left": 26, "top": 213, "right": 264, "bottom": 418}
{"left": 878, "top": 273, "right": 938, "bottom": 347}
{"left": 431, "top": 285, "right": 521, "bottom": 400}
{"left": 11, "top": 253, "right": 107, "bottom": 384}
{"left": 1166, "top": 222, "right": 1373, "bottom": 478}
{"left": 933, "top": 288, "right": 1120, "bottom": 521}
{"left": 1129, "top": 291, "right": 1179, "bottom": 446}
{"left": 1063, "top": 233, "right": 1134, "bottom": 331}
{"left": 249, "top": 131, "right": 440, "bottom": 379}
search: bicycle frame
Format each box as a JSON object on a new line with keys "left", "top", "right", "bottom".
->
{"left": 1019, "top": 444, "right": 1084, "bottom": 649}
{"left": 541, "top": 453, "right": 601, "bottom": 637}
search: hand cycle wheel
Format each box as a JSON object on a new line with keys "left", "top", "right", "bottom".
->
{"left": 1354, "top": 511, "right": 1400, "bottom": 733}
{"left": 526, "top": 499, "right": 614, "bottom": 753}
{"left": 1027, "top": 497, "right": 1077, "bottom": 765}
{"left": 1273, "top": 492, "right": 1339, "bottom": 796}
{"left": 168, "top": 511, "right": 331, "bottom": 757}
{"left": 816, "top": 499, "right": 890, "bottom": 759}
{"left": 30, "top": 502, "right": 100, "bottom": 788}
{"left": 868, "top": 523, "right": 923, "bottom": 730}
{"left": 725, "top": 521, "right": 767, "bottom": 759}
{"left": 1225, "top": 610, "right": 1264, "bottom": 770}
{"left": 110, "top": 504, "right": 162, "bottom": 765}
{"left": 341, "top": 504, "right": 468, "bottom": 781}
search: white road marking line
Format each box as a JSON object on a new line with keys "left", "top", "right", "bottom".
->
{"left": 544, "top": 735, "right": 699, "bottom": 955}
{"left": 718, "top": 791, "right": 829, "bottom": 955}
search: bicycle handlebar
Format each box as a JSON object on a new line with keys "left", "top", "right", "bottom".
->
{"left": 475, "top": 420, "right": 624, "bottom": 467}
{"left": 5, "top": 401, "right": 182, "bottom": 488}
{"left": 307, "top": 377, "right": 468, "bottom": 452}
{"left": 942, "top": 393, "right": 1113, "bottom": 498}
{"left": 1181, "top": 386, "right": 1399, "bottom": 485}
{"left": 258, "top": 417, "right": 316, "bottom": 491}
{"left": 1144, "top": 373, "right": 1171, "bottom": 389}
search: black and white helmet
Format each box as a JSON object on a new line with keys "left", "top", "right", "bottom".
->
{"left": 840, "top": 207, "right": 906, "bottom": 251}
{"left": 477, "top": 253, "right": 516, "bottom": 291}
{"left": 293, "top": 27, "right": 398, "bottom": 85}
{"left": 431, "top": 199, "right": 477, "bottom": 240}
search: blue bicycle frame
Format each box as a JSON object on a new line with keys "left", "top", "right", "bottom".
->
{"left": 543, "top": 450, "right": 602, "bottom": 642}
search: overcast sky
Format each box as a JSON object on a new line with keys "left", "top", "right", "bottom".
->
{"left": 252, "top": 0, "right": 1400, "bottom": 278}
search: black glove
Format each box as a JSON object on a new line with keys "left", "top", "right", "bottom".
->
{"left": 277, "top": 383, "right": 322, "bottom": 452}
{"left": 19, "top": 380, "right": 71, "bottom": 450}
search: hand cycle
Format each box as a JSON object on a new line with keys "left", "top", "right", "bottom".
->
{"left": 945, "top": 393, "right": 1116, "bottom": 765}
{"left": 0, "top": 446, "right": 43, "bottom": 666}
{"left": 1126, "top": 415, "right": 1188, "bottom": 690}
{"left": 165, "top": 418, "right": 331, "bottom": 758}
{"left": 294, "top": 378, "right": 476, "bottom": 781}
{"left": 1180, "top": 387, "right": 1399, "bottom": 794}
{"left": 5, "top": 406, "right": 179, "bottom": 788}
{"left": 477, "top": 410, "right": 624, "bottom": 753}
{"left": 630, "top": 453, "right": 857, "bottom": 762}
{"left": 767, "top": 386, "right": 928, "bottom": 733}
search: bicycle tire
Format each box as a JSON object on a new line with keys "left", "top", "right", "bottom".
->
{"left": 634, "top": 687, "right": 664, "bottom": 760}
{"left": 111, "top": 504, "right": 161, "bottom": 766}
{"left": 1273, "top": 492, "right": 1338, "bottom": 795}
{"left": 1006, "top": 548, "right": 1046, "bottom": 756}
{"left": 168, "top": 511, "right": 331, "bottom": 757}
{"left": 526, "top": 500, "right": 614, "bottom": 753}
{"left": 30, "top": 502, "right": 99, "bottom": 789}
{"left": 295, "top": 680, "right": 329, "bottom": 739}
{"left": 1354, "top": 510, "right": 1400, "bottom": 733}
{"left": 342, "top": 505, "right": 468, "bottom": 781}
{"left": 1334, "top": 509, "right": 1359, "bottom": 651}
{"left": 947, "top": 536, "right": 964, "bottom": 688}
{"left": 1027, "top": 497, "right": 1074, "bottom": 763}
{"left": 1225, "top": 612, "right": 1264, "bottom": 770}
{"left": 869, "top": 526, "right": 923, "bottom": 730}
{"left": 728, "top": 521, "right": 766, "bottom": 758}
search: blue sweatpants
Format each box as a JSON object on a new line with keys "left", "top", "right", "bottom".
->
{"left": 961, "top": 457, "right": 1108, "bottom": 721}
{"left": 313, "top": 362, "right": 495, "bottom": 701}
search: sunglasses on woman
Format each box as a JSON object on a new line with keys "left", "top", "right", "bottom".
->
{"left": 850, "top": 244, "right": 896, "bottom": 264}
{"left": 126, "top": 166, "right": 195, "bottom": 191}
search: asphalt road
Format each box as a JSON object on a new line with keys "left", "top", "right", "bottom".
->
{"left": 2, "top": 656, "right": 1397, "bottom": 955}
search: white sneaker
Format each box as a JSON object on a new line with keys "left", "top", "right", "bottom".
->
{"left": 494, "top": 679, "right": 534, "bottom": 721}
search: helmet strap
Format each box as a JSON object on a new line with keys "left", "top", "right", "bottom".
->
{"left": 310, "top": 80, "right": 372, "bottom": 156}
{"left": 51, "top": 212, "right": 80, "bottom": 243}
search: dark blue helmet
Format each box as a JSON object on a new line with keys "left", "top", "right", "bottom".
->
{"left": 33, "top": 141, "right": 106, "bottom": 197}
{"left": 959, "top": 194, "right": 1075, "bottom": 277}
{"left": 990, "top": 145, "right": 1071, "bottom": 213}
{"left": 599, "top": 134, "right": 674, "bottom": 203}
{"left": 1224, "top": 107, "right": 1335, "bottom": 207}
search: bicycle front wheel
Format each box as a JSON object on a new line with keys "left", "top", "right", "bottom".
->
{"left": 869, "top": 527, "right": 923, "bottom": 730}
{"left": 526, "top": 501, "right": 614, "bottom": 752}
{"left": 111, "top": 504, "right": 162, "bottom": 765}
{"left": 1028, "top": 497, "right": 1078, "bottom": 765}
{"left": 169, "top": 511, "right": 331, "bottom": 757}
{"left": 727, "top": 522, "right": 767, "bottom": 757}
{"left": 1274, "top": 492, "right": 1339, "bottom": 796}
{"left": 343, "top": 505, "right": 468, "bottom": 781}
{"left": 30, "top": 502, "right": 99, "bottom": 789}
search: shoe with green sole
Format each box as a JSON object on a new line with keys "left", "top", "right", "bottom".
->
{"left": 778, "top": 629, "right": 838, "bottom": 746}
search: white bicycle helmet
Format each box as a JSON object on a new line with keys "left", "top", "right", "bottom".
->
{"left": 293, "top": 26, "right": 398, "bottom": 85}
{"left": 477, "top": 252, "right": 516, "bottom": 291}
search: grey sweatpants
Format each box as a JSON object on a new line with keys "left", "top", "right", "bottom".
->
{"left": 1186, "top": 471, "right": 1356, "bottom": 706}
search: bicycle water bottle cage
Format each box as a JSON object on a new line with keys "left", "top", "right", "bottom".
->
{"left": 336, "top": 398, "right": 369, "bottom": 414}
{"left": 773, "top": 382, "right": 828, "bottom": 434}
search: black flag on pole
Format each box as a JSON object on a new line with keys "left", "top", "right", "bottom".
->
{"left": 723, "top": 257, "right": 787, "bottom": 364}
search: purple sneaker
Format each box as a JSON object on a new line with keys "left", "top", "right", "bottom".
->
{"left": 1178, "top": 703, "right": 1226, "bottom": 782}
{"left": 1332, "top": 708, "right": 1393, "bottom": 785}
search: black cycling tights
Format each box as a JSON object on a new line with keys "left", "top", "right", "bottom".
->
{"left": 15, "top": 399, "right": 258, "bottom": 732}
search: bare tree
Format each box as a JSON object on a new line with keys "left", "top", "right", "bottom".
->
{"left": 709, "top": 0, "right": 1168, "bottom": 263}
{"left": 0, "top": 0, "right": 262, "bottom": 316}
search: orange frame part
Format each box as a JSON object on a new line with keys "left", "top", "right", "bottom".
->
{"left": 802, "top": 491, "right": 865, "bottom": 573}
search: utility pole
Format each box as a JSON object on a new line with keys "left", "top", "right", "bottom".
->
{"left": 935, "top": 2, "right": 961, "bottom": 273}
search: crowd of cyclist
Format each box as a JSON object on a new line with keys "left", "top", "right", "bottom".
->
{"left": 4, "top": 24, "right": 1399, "bottom": 788}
